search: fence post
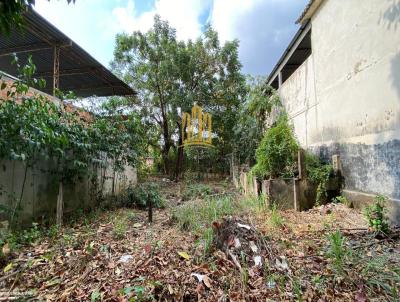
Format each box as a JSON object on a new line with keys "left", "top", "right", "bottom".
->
{"left": 147, "top": 195, "right": 153, "bottom": 224}
{"left": 293, "top": 178, "right": 300, "bottom": 211}
{"left": 298, "top": 149, "right": 306, "bottom": 180}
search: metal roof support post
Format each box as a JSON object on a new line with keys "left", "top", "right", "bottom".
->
{"left": 278, "top": 71, "right": 282, "bottom": 89}
{"left": 53, "top": 45, "right": 60, "bottom": 96}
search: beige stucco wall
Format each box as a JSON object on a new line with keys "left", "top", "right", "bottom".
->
{"left": 278, "top": 0, "right": 400, "bottom": 221}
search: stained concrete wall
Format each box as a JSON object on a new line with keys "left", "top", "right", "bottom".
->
{"left": 278, "top": 0, "right": 400, "bottom": 222}
{"left": 0, "top": 157, "right": 137, "bottom": 226}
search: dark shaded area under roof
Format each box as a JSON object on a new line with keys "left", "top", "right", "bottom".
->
{"left": 0, "top": 9, "right": 135, "bottom": 98}
{"left": 267, "top": 22, "right": 312, "bottom": 90}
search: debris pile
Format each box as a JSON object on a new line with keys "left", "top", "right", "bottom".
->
{"left": 212, "top": 216, "right": 277, "bottom": 274}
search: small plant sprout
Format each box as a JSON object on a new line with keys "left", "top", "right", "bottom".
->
{"left": 113, "top": 218, "right": 128, "bottom": 239}
{"left": 326, "top": 229, "right": 349, "bottom": 275}
{"left": 364, "top": 195, "right": 390, "bottom": 235}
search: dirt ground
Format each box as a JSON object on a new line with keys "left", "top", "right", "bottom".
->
{"left": 0, "top": 178, "right": 399, "bottom": 301}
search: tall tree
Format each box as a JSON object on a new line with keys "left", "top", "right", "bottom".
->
{"left": 113, "top": 16, "right": 177, "bottom": 175}
{"left": 113, "top": 16, "right": 246, "bottom": 179}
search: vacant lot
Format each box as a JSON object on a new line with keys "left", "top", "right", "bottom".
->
{"left": 1, "top": 179, "right": 399, "bottom": 301}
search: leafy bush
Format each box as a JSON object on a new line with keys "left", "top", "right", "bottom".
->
{"left": 364, "top": 195, "right": 390, "bottom": 235}
{"left": 182, "top": 183, "right": 213, "bottom": 200}
{"left": 251, "top": 115, "right": 299, "bottom": 178}
{"left": 305, "top": 153, "right": 333, "bottom": 205}
{"left": 125, "top": 183, "right": 165, "bottom": 209}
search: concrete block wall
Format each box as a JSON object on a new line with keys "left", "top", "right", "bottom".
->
{"left": 0, "top": 157, "right": 137, "bottom": 226}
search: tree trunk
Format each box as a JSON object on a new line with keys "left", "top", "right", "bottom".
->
{"left": 111, "top": 159, "right": 116, "bottom": 197}
{"left": 174, "top": 122, "right": 185, "bottom": 181}
{"left": 159, "top": 99, "right": 171, "bottom": 177}
{"left": 11, "top": 163, "right": 28, "bottom": 224}
{"left": 147, "top": 195, "right": 153, "bottom": 224}
{"left": 56, "top": 181, "right": 63, "bottom": 226}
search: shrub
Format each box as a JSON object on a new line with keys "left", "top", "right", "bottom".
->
{"left": 251, "top": 115, "right": 299, "bottom": 179}
{"left": 125, "top": 183, "right": 165, "bottom": 209}
{"left": 364, "top": 195, "right": 390, "bottom": 235}
{"left": 305, "top": 153, "right": 333, "bottom": 205}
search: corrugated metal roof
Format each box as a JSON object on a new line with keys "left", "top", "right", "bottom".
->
{"left": 0, "top": 9, "right": 135, "bottom": 98}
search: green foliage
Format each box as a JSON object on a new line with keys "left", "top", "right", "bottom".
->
{"left": 202, "top": 227, "right": 214, "bottom": 256}
{"left": 364, "top": 195, "right": 390, "bottom": 235}
{"left": 233, "top": 79, "right": 281, "bottom": 166}
{"left": 127, "top": 211, "right": 136, "bottom": 222}
{"left": 112, "top": 15, "right": 246, "bottom": 177}
{"left": 173, "top": 196, "right": 234, "bottom": 256}
{"left": 334, "top": 195, "right": 353, "bottom": 208}
{"left": 247, "top": 79, "right": 281, "bottom": 132}
{"left": 0, "top": 222, "right": 43, "bottom": 254}
{"left": 47, "top": 224, "right": 60, "bottom": 239}
{"left": 252, "top": 115, "right": 299, "bottom": 178}
{"left": 113, "top": 218, "right": 127, "bottom": 239}
{"left": 173, "top": 196, "right": 235, "bottom": 232}
{"left": 326, "top": 230, "right": 349, "bottom": 274}
{"left": 182, "top": 183, "right": 213, "bottom": 200}
{"left": 305, "top": 153, "right": 333, "bottom": 205}
{"left": 0, "top": 56, "right": 145, "bottom": 225}
{"left": 360, "top": 255, "right": 400, "bottom": 299}
{"left": 270, "top": 204, "right": 285, "bottom": 228}
{"left": 126, "top": 183, "right": 165, "bottom": 209}
{"left": 90, "top": 289, "right": 101, "bottom": 302}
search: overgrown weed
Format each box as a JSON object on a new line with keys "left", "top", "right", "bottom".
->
{"left": 173, "top": 195, "right": 235, "bottom": 256}
{"left": 269, "top": 203, "right": 285, "bottom": 228}
{"left": 181, "top": 183, "right": 213, "bottom": 200}
{"left": 360, "top": 255, "right": 400, "bottom": 299}
{"left": 325, "top": 229, "right": 349, "bottom": 275}
{"left": 113, "top": 218, "right": 127, "bottom": 239}
{"left": 364, "top": 195, "right": 390, "bottom": 235}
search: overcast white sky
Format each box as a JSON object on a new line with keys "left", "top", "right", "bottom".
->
{"left": 35, "top": 0, "right": 308, "bottom": 76}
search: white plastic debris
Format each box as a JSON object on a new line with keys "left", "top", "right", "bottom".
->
{"left": 267, "top": 280, "right": 276, "bottom": 289}
{"left": 119, "top": 255, "right": 133, "bottom": 263}
{"left": 249, "top": 241, "right": 258, "bottom": 253}
{"left": 191, "top": 273, "right": 212, "bottom": 288}
{"left": 191, "top": 273, "right": 204, "bottom": 282}
{"left": 234, "top": 237, "right": 241, "bottom": 248}
{"left": 254, "top": 256, "right": 262, "bottom": 267}
{"left": 275, "top": 256, "right": 289, "bottom": 271}
{"left": 237, "top": 223, "right": 251, "bottom": 230}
